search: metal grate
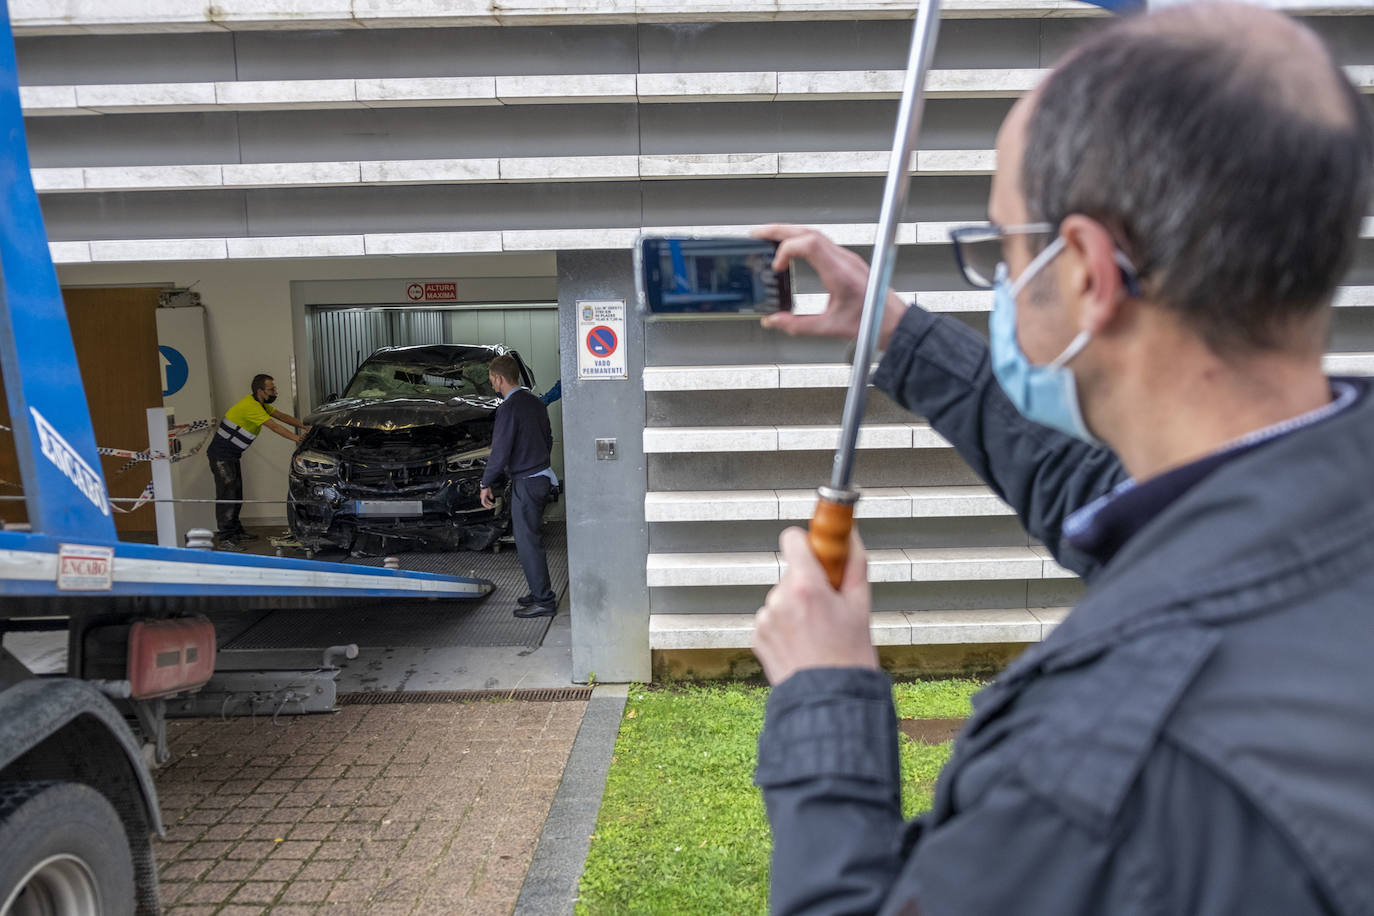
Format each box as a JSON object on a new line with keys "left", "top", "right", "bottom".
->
{"left": 338, "top": 687, "right": 593, "bottom": 705}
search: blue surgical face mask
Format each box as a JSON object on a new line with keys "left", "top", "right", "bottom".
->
{"left": 989, "top": 237, "right": 1100, "bottom": 444}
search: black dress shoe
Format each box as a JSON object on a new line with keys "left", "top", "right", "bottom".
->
{"left": 516, "top": 593, "right": 539, "bottom": 607}
{"left": 514, "top": 602, "right": 557, "bottom": 618}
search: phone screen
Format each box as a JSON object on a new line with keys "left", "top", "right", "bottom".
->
{"left": 638, "top": 237, "right": 793, "bottom": 318}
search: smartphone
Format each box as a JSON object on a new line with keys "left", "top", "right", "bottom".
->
{"left": 636, "top": 236, "right": 793, "bottom": 319}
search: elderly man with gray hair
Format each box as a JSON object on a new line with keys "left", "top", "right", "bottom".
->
{"left": 750, "top": 4, "right": 1374, "bottom": 914}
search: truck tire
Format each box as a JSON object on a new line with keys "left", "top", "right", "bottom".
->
{"left": 0, "top": 781, "right": 136, "bottom": 916}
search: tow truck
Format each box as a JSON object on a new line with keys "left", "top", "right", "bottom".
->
{"left": 0, "top": 4, "right": 493, "bottom": 912}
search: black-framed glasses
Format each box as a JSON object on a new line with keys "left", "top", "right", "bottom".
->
{"left": 949, "top": 221, "right": 1144, "bottom": 297}
{"left": 948, "top": 222, "right": 1054, "bottom": 289}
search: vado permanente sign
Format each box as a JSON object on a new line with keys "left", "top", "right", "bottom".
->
{"left": 406, "top": 282, "right": 459, "bottom": 302}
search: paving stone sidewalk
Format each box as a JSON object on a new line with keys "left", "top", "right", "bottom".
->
{"left": 152, "top": 699, "right": 588, "bottom": 915}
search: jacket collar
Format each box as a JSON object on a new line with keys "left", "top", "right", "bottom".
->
{"left": 1002, "top": 377, "right": 1374, "bottom": 684}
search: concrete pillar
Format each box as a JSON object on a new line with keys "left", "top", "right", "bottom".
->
{"left": 558, "top": 250, "right": 650, "bottom": 683}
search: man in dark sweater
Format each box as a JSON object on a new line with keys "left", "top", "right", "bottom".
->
{"left": 480, "top": 354, "right": 559, "bottom": 617}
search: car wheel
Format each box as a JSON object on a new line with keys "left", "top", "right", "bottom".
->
{"left": 0, "top": 781, "right": 137, "bottom": 916}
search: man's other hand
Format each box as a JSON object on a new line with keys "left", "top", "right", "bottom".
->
{"left": 752, "top": 526, "right": 879, "bottom": 686}
{"left": 480, "top": 486, "right": 495, "bottom": 510}
{"left": 752, "top": 224, "right": 909, "bottom": 348}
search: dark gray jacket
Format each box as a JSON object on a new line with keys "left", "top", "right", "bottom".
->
{"left": 480, "top": 387, "right": 553, "bottom": 490}
{"left": 756, "top": 306, "right": 1374, "bottom": 916}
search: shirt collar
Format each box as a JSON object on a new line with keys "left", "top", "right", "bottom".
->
{"left": 1064, "top": 379, "right": 1365, "bottom": 565}
{"left": 502, "top": 385, "right": 526, "bottom": 400}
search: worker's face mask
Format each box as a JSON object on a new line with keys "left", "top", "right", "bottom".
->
{"left": 988, "top": 237, "right": 1099, "bottom": 445}
{"left": 260, "top": 392, "right": 277, "bottom": 405}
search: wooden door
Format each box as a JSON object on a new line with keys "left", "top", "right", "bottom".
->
{"left": 63, "top": 287, "right": 164, "bottom": 535}
{"left": 0, "top": 287, "right": 166, "bottom": 535}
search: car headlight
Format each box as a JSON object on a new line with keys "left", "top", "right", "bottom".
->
{"left": 446, "top": 446, "right": 491, "bottom": 472}
{"left": 293, "top": 450, "right": 340, "bottom": 476}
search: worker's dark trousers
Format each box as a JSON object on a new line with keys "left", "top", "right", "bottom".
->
{"left": 209, "top": 457, "right": 245, "bottom": 540}
{"left": 511, "top": 475, "right": 555, "bottom": 605}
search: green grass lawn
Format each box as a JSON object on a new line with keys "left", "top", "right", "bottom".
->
{"left": 576, "top": 678, "right": 985, "bottom": 916}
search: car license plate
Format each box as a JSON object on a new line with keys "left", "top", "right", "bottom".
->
{"left": 356, "top": 500, "right": 423, "bottom": 517}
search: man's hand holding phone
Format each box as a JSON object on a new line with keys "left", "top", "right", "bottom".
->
{"left": 751, "top": 224, "right": 910, "bottom": 347}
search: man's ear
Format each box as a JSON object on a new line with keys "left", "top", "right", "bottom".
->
{"left": 1058, "top": 214, "right": 1129, "bottom": 336}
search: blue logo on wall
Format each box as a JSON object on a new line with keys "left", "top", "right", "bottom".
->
{"left": 159, "top": 346, "right": 189, "bottom": 397}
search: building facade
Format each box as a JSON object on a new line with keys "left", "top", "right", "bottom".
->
{"left": 14, "top": 0, "right": 1374, "bottom": 681}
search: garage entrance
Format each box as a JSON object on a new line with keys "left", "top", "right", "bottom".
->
{"left": 304, "top": 301, "right": 563, "bottom": 499}
{"left": 271, "top": 277, "right": 572, "bottom": 685}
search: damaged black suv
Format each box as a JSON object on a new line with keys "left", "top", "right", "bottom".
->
{"left": 288, "top": 344, "right": 535, "bottom": 556}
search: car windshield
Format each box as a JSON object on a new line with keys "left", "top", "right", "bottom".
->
{"left": 344, "top": 354, "right": 498, "bottom": 400}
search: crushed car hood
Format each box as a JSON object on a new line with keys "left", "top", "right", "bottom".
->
{"left": 305, "top": 395, "right": 499, "bottom": 430}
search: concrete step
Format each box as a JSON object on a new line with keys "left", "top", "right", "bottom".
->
{"left": 645, "top": 485, "right": 1013, "bottom": 522}
{"left": 646, "top": 545, "right": 1073, "bottom": 587}
{"left": 648, "top": 606, "right": 1072, "bottom": 649}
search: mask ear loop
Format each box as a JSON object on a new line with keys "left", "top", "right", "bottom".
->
{"left": 1051, "top": 249, "right": 1141, "bottom": 370}
{"left": 1113, "top": 250, "right": 1144, "bottom": 298}
{"left": 1007, "top": 237, "right": 1067, "bottom": 299}
{"left": 1048, "top": 330, "right": 1092, "bottom": 371}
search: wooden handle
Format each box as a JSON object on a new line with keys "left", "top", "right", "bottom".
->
{"left": 809, "top": 493, "right": 857, "bottom": 589}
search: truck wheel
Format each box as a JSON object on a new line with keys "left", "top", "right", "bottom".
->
{"left": 0, "top": 781, "right": 136, "bottom": 916}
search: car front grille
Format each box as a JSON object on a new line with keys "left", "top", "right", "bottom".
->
{"left": 344, "top": 460, "right": 447, "bottom": 487}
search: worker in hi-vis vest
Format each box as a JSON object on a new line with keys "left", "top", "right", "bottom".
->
{"left": 207, "top": 373, "right": 309, "bottom": 550}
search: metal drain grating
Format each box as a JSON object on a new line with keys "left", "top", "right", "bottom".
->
{"left": 338, "top": 687, "right": 594, "bottom": 705}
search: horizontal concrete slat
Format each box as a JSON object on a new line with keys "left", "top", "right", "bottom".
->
{"left": 648, "top": 606, "right": 1075, "bottom": 649}
{"left": 645, "top": 356, "right": 1374, "bottom": 391}
{"left": 44, "top": 221, "right": 1374, "bottom": 262}
{"left": 1323, "top": 353, "right": 1374, "bottom": 376}
{"left": 646, "top": 552, "right": 779, "bottom": 587}
{"left": 905, "top": 608, "right": 1042, "bottom": 644}
{"left": 906, "top": 546, "right": 1043, "bottom": 581}
{"left": 643, "top": 423, "right": 946, "bottom": 454}
{"left": 643, "top": 426, "right": 779, "bottom": 454}
{"left": 777, "top": 423, "right": 914, "bottom": 451}
{"left": 643, "top": 364, "right": 780, "bottom": 392}
{"left": 645, "top": 490, "right": 781, "bottom": 522}
{"left": 1031, "top": 545, "right": 1078, "bottom": 580}
{"left": 647, "top": 545, "right": 1058, "bottom": 587}
{"left": 21, "top": 66, "right": 1374, "bottom": 116}
{"left": 31, "top": 151, "right": 992, "bottom": 193}
{"left": 645, "top": 485, "right": 1013, "bottom": 522}
{"left": 796, "top": 285, "right": 1374, "bottom": 316}
{"left": 354, "top": 77, "right": 500, "bottom": 107}
{"left": 777, "top": 486, "right": 912, "bottom": 520}
{"left": 72, "top": 0, "right": 1374, "bottom": 38}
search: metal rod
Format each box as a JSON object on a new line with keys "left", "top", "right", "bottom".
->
{"left": 830, "top": 0, "right": 943, "bottom": 490}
